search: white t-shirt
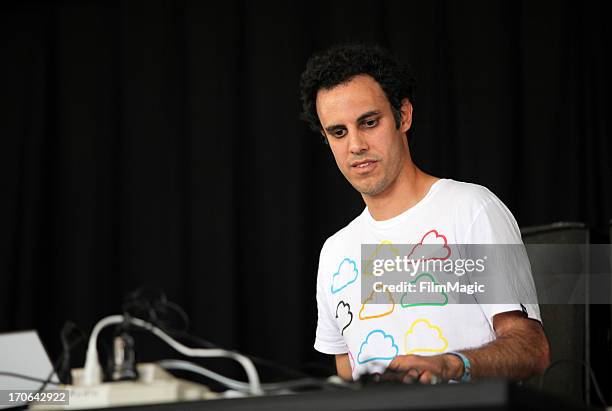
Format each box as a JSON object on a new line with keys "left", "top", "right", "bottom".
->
{"left": 314, "top": 179, "right": 541, "bottom": 380}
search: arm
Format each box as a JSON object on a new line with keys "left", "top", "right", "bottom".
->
{"left": 385, "top": 311, "right": 550, "bottom": 384}
{"left": 335, "top": 354, "right": 353, "bottom": 381}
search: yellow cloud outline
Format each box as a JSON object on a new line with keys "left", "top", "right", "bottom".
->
{"left": 359, "top": 289, "right": 395, "bottom": 320}
{"left": 404, "top": 318, "right": 448, "bottom": 354}
{"left": 362, "top": 240, "right": 400, "bottom": 277}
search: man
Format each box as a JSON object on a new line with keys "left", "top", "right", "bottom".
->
{"left": 300, "top": 44, "right": 549, "bottom": 384}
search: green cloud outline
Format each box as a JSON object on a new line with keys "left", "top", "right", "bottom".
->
{"left": 400, "top": 272, "right": 449, "bottom": 308}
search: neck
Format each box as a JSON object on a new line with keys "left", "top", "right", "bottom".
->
{"left": 363, "top": 162, "right": 438, "bottom": 221}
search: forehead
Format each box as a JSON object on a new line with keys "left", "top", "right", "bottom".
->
{"left": 315, "top": 75, "right": 390, "bottom": 126}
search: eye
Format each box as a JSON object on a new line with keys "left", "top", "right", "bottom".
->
{"left": 362, "top": 118, "right": 378, "bottom": 128}
{"left": 332, "top": 129, "right": 347, "bottom": 138}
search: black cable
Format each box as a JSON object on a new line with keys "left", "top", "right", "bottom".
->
{"left": 0, "top": 323, "right": 83, "bottom": 407}
{"left": 0, "top": 371, "right": 60, "bottom": 385}
{"left": 122, "top": 287, "right": 190, "bottom": 332}
{"left": 2, "top": 324, "right": 83, "bottom": 408}
{"left": 167, "top": 328, "right": 312, "bottom": 380}
{"left": 121, "top": 290, "right": 315, "bottom": 382}
{"left": 539, "top": 358, "right": 608, "bottom": 407}
{"left": 259, "top": 377, "right": 358, "bottom": 392}
{"left": 25, "top": 322, "right": 86, "bottom": 407}
{"left": 159, "top": 361, "right": 357, "bottom": 393}
{"left": 161, "top": 299, "right": 190, "bottom": 331}
{"left": 57, "top": 321, "right": 84, "bottom": 384}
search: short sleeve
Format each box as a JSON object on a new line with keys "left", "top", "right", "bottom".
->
{"left": 314, "top": 239, "right": 349, "bottom": 354}
{"left": 463, "top": 196, "right": 542, "bottom": 325}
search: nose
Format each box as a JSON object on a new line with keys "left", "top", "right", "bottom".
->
{"left": 348, "top": 129, "right": 369, "bottom": 155}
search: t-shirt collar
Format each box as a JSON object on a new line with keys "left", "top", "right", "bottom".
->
{"left": 362, "top": 178, "right": 449, "bottom": 230}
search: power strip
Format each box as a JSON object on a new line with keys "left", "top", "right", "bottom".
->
{"left": 30, "top": 363, "right": 218, "bottom": 410}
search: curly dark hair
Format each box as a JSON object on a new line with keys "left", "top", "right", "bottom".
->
{"left": 299, "top": 43, "right": 416, "bottom": 134}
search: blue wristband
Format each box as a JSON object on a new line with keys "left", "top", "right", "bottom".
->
{"left": 446, "top": 351, "right": 471, "bottom": 382}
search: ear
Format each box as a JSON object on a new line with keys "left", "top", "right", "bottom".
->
{"left": 399, "top": 98, "right": 413, "bottom": 133}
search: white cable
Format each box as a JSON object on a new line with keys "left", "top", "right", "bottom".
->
{"left": 158, "top": 359, "right": 349, "bottom": 393}
{"left": 158, "top": 359, "right": 251, "bottom": 392}
{"left": 129, "top": 318, "right": 262, "bottom": 395}
{"left": 81, "top": 315, "right": 262, "bottom": 395}
{"left": 82, "top": 315, "right": 124, "bottom": 386}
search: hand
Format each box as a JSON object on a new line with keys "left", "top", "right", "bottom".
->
{"left": 383, "top": 354, "right": 464, "bottom": 384}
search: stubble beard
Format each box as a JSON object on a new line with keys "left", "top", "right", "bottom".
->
{"left": 352, "top": 174, "right": 391, "bottom": 196}
{"left": 342, "top": 135, "right": 408, "bottom": 197}
{"left": 350, "top": 160, "right": 402, "bottom": 197}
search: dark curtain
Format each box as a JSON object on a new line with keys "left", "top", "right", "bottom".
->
{"left": 1, "top": 0, "right": 610, "bottom": 383}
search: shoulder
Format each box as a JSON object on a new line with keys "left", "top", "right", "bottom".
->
{"left": 438, "top": 179, "right": 520, "bottom": 243}
{"left": 434, "top": 179, "right": 512, "bottom": 225}
{"left": 319, "top": 210, "right": 367, "bottom": 255}
{"left": 437, "top": 179, "right": 501, "bottom": 211}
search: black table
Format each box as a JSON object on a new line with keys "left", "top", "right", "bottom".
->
{"left": 99, "top": 379, "right": 593, "bottom": 411}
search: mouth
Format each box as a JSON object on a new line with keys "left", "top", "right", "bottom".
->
{"left": 351, "top": 159, "right": 378, "bottom": 174}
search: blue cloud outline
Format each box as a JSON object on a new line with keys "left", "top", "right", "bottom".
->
{"left": 331, "top": 258, "right": 359, "bottom": 294}
{"left": 357, "top": 329, "right": 399, "bottom": 364}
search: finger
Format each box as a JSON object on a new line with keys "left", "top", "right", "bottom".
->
{"left": 394, "top": 355, "right": 445, "bottom": 377}
{"left": 387, "top": 356, "right": 403, "bottom": 370}
{"left": 400, "top": 368, "right": 420, "bottom": 384}
{"left": 388, "top": 355, "right": 417, "bottom": 371}
{"left": 419, "top": 371, "right": 441, "bottom": 385}
{"left": 381, "top": 368, "right": 405, "bottom": 382}
{"left": 407, "top": 368, "right": 420, "bottom": 380}
{"left": 402, "top": 372, "right": 417, "bottom": 384}
{"left": 418, "top": 370, "right": 433, "bottom": 384}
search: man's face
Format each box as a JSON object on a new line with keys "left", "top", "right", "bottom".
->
{"left": 316, "top": 75, "right": 412, "bottom": 197}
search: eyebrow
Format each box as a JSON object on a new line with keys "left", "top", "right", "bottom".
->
{"left": 324, "top": 110, "right": 382, "bottom": 133}
{"left": 357, "top": 110, "right": 381, "bottom": 123}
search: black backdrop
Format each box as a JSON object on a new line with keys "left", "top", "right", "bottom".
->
{"left": 1, "top": 0, "right": 611, "bottom": 390}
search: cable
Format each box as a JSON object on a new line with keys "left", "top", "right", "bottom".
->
{"left": 121, "top": 292, "right": 309, "bottom": 381}
{"left": 122, "top": 288, "right": 190, "bottom": 332}
{"left": 158, "top": 359, "right": 252, "bottom": 392}
{"left": 0, "top": 371, "right": 60, "bottom": 385}
{"left": 82, "top": 315, "right": 123, "bottom": 386}
{"left": 129, "top": 317, "right": 262, "bottom": 395}
{"left": 25, "top": 321, "right": 86, "bottom": 407}
{"left": 57, "top": 321, "right": 85, "bottom": 385}
{"left": 81, "top": 315, "right": 262, "bottom": 395}
{"left": 539, "top": 358, "right": 607, "bottom": 407}
{"left": 167, "top": 328, "right": 312, "bottom": 381}
{"left": 157, "top": 359, "right": 351, "bottom": 394}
